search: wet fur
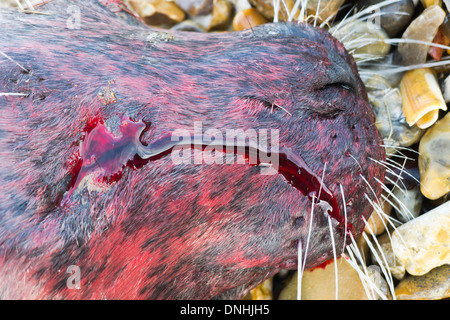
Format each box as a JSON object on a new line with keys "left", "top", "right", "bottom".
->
{"left": 0, "top": 0, "right": 385, "bottom": 299}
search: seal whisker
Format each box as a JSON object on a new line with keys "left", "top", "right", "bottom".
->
{"left": 313, "top": 0, "right": 321, "bottom": 27}
{"left": 360, "top": 223, "right": 393, "bottom": 299}
{"left": 375, "top": 180, "right": 416, "bottom": 222}
{"left": 379, "top": 145, "right": 421, "bottom": 155}
{"left": 345, "top": 236, "right": 376, "bottom": 299}
{"left": 332, "top": 0, "right": 402, "bottom": 36}
{"left": 297, "top": 239, "right": 303, "bottom": 300}
{"left": 327, "top": 214, "right": 338, "bottom": 300}
{"left": 0, "top": 50, "right": 29, "bottom": 73}
{"left": 338, "top": 184, "right": 348, "bottom": 254}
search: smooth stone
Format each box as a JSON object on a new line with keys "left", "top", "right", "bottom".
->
{"left": 391, "top": 200, "right": 450, "bottom": 276}
{"left": 247, "top": 0, "right": 297, "bottom": 21}
{"left": 418, "top": 112, "right": 450, "bottom": 200}
{"left": 171, "top": 19, "right": 206, "bottom": 32}
{"left": 364, "top": 75, "right": 423, "bottom": 155}
{"left": 229, "top": 0, "right": 251, "bottom": 12}
{"left": 398, "top": 5, "right": 446, "bottom": 65}
{"left": 306, "top": 0, "right": 345, "bottom": 23}
{"left": 364, "top": 191, "right": 393, "bottom": 236}
{"left": 395, "top": 264, "right": 450, "bottom": 300}
{"left": 249, "top": 278, "right": 272, "bottom": 300}
{"left": 192, "top": 0, "right": 234, "bottom": 30}
{"left": 444, "top": 73, "right": 450, "bottom": 103}
{"left": 0, "top": 0, "right": 17, "bottom": 8}
{"left": 392, "top": 185, "right": 423, "bottom": 223}
{"left": 370, "top": 232, "right": 406, "bottom": 280}
{"left": 279, "top": 257, "right": 389, "bottom": 300}
{"left": 174, "top": 0, "right": 213, "bottom": 16}
{"left": 358, "top": 0, "right": 415, "bottom": 37}
{"left": 233, "top": 8, "right": 268, "bottom": 31}
{"left": 333, "top": 21, "right": 390, "bottom": 58}
{"left": 129, "top": 0, "right": 185, "bottom": 27}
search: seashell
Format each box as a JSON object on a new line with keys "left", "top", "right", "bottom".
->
{"left": 399, "top": 68, "right": 447, "bottom": 129}
{"left": 420, "top": 0, "right": 442, "bottom": 7}
{"left": 398, "top": 5, "right": 446, "bottom": 65}
{"left": 418, "top": 111, "right": 450, "bottom": 200}
{"left": 365, "top": 75, "right": 423, "bottom": 155}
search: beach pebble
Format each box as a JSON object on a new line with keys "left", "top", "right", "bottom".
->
{"left": 358, "top": 0, "right": 415, "bottom": 37}
{"left": 392, "top": 185, "right": 423, "bottom": 223}
{"left": 398, "top": 5, "right": 446, "bottom": 65}
{"left": 279, "top": 257, "right": 389, "bottom": 300}
{"left": 233, "top": 8, "right": 268, "bottom": 31}
{"left": 370, "top": 232, "right": 406, "bottom": 280}
{"left": 174, "top": 0, "right": 214, "bottom": 16}
{"left": 247, "top": 0, "right": 292, "bottom": 21}
{"left": 192, "top": 0, "right": 234, "bottom": 30}
{"left": 418, "top": 112, "right": 450, "bottom": 200}
{"left": 333, "top": 21, "right": 390, "bottom": 58}
{"left": 171, "top": 19, "right": 206, "bottom": 32}
{"left": 248, "top": 278, "right": 273, "bottom": 300}
{"left": 395, "top": 264, "right": 450, "bottom": 300}
{"left": 391, "top": 200, "right": 450, "bottom": 276}
{"left": 229, "top": 0, "right": 252, "bottom": 12}
{"left": 306, "top": 0, "right": 345, "bottom": 23}
{"left": 365, "top": 75, "right": 423, "bottom": 155}
{"left": 128, "top": 0, "right": 185, "bottom": 26}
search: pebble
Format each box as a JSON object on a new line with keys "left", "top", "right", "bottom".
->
{"left": 391, "top": 200, "right": 450, "bottom": 276}
{"left": 279, "top": 257, "right": 389, "bottom": 300}
{"left": 128, "top": 0, "right": 185, "bottom": 27}
{"left": 418, "top": 112, "right": 450, "bottom": 200}
{"left": 174, "top": 0, "right": 214, "bottom": 16}
{"left": 398, "top": 5, "right": 446, "bottom": 65}
{"left": 229, "top": 0, "right": 252, "bottom": 12}
{"left": 247, "top": 0, "right": 292, "bottom": 21}
{"left": 191, "top": 0, "right": 234, "bottom": 31}
{"left": 306, "top": 0, "right": 345, "bottom": 23}
{"left": 233, "top": 8, "right": 268, "bottom": 31}
{"left": 358, "top": 0, "right": 415, "bottom": 37}
{"left": 171, "top": 19, "right": 206, "bottom": 32}
{"left": 395, "top": 264, "right": 450, "bottom": 300}
{"left": 365, "top": 75, "right": 423, "bottom": 155}
{"left": 333, "top": 21, "right": 391, "bottom": 58}
{"left": 370, "top": 232, "right": 406, "bottom": 280}
{"left": 248, "top": 278, "right": 273, "bottom": 300}
{"left": 392, "top": 185, "right": 423, "bottom": 223}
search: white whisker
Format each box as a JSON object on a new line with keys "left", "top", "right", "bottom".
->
{"left": 327, "top": 215, "right": 338, "bottom": 300}
{"left": 297, "top": 239, "right": 303, "bottom": 300}
{"left": 361, "top": 223, "right": 394, "bottom": 300}
{"left": 313, "top": 0, "right": 321, "bottom": 27}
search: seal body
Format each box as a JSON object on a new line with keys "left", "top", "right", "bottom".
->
{"left": 0, "top": 0, "right": 385, "bottom": 299}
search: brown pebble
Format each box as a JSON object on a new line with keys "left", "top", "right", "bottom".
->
{"left": 233, "top": 8, "right": 268, "bottom": 31}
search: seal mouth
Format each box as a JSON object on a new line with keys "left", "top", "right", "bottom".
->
{"left": 65, "top": 117, "right": 346, "bottom": 229}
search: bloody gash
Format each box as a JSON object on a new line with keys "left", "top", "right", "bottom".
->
{"left": 0, "top": 0, "right": 385, "bottom": 299}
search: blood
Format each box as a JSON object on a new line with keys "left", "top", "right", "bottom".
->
{"left": 64, "top": 117, "right": 344, "bottom": 226}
